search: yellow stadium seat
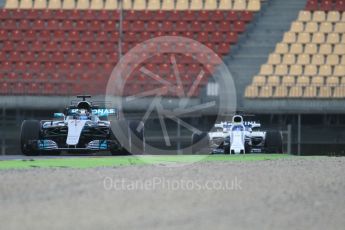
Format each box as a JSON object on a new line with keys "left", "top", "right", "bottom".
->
{"left": 290, "top": 64, "right": 303, "bottom": 76}
{"left": 297, "top": 54, "right": 310, "bottom": 65}
{"left": 341, "top": 34, "right": 345, "bottom": 43}
{"left": 34, "top": 0, "right": 47, "bottom": 8}
{"left": 327, "top": 11, "right": 340, "bottom": 22}
{"left": 333, "top": 86, "right": 345, "bottom": 98}
{"left": 283, "top": 32, "right": 296, "bottom": 43}
{"left": 297, "top": 76, "right": 310, "bottom": 86}
{"left": 289, "top": 86, "right": 303, "bottom": 98}
{"left": 233, "top": 0, "right": 246, "bottom": 10}
{"left": 91, "top": 0, "right": 104, "bottom": 9}
{"left": 311, "top": 54, "right": 325, "bottom": 65}
{"left": 342, "top": 12, "right": 345, "bottom": 22}
{"left": 4, "top": 0, "right": 19, "bottom": 8}
{"left": 334, "top": 65, "right": 345, "bottom": 77}
{"left": 312, "top": 32, "right": 325, "bottom": 44}
{"left": 48, "top": 0, "right": 62, "bottom": 9}
{"left": 319, "top": 22, "right": 332, "bottom": 33}
{"left": 76, "top": 0, "right": 90, "bottom": 9}
{"left": 290, "top": 22, "right": 304, "bottom": 32}
{"left": 133, "top": 0, "right": 146, "bottom": 10}
{"left": 313, "top": 11, "right": 326, "bottom": 22}
{"left": 245, "top": 85, "right": 259, "bottom": 98}
{"left": 326, "top": 76, "right": 339, "bottom": 85}
{"left": 259, "top": 64, "right": 273, "bottom": 75}
{"left": 297, "top": 32, "right": 311, "bottom": 44}
{"left": 267, "top": 75, "right": 280, "bottom": 85}
{"left": 204, "top": 0, "right": 217, "bottom": 10}
{"left": 304, "top": 64, "right": 318, "bottom": 76}
{"left": 147, "top": 0, "right": 160, "bottom": 10}
{"left": 20, "top": 0, "right": 32, "bottom": 8}
{"left": 304, "top": 86, "right": 317, "bottom": 98}
{"left": 290, "top": 43, "right": 303, "bottom": 54}
{"left": 341, "top": 76, "right": 345, "bottom": 84}
{"left": 311, "top": 76, "right": 325, "bottom": 85}
{"left": 162, "top": 0, "right": 174, "bottom": 10}
{"left": 326, "top": 33, "right": 340, "bottom": 44}
{"left": 122, "top": 0, "right": 132, "bottom": 9}
{"left": 176, "top": 0, "right": 189, "bottom": 10}
{"left": 190, "top": 0, "right": 202, "bottom": 10}
{"left": 305, "top": 22, "right": 318, "bottom": 33}
{"left": 326, "top": 54, "right": 339, "bottom": 65}
{"left": 318, "top": 86, "right": 332, "bottom": 98}
{"left": 218, "top": 0, "right": 232, "bottom": 10}
{"left": 275, "top": 64, "right": 288, "bottom": 76}
{"left": 319, "top": 65, "right": 332, "bottom": 76}
{"left": 274, "top": 85, "right": 288, "bottom": 98}
{"left": 247, "top": 0, "right": 260, "bottom": 11}
{"left": 259, "top": 85, "right": 273, "bottom": 98}
{"left": 282, "top": 54, "right": 296, "bottom": 65}
{"left": 275, "top": 43, "right": 289, "bottom": 54}
{"left": 334, "top": 22, "right": 345, "bottom": 33}
{"left": 319, "top": 44, "right": 332, "bottom": 55}
{"left": 252, "top": 75, "right": 266, "bottom": 86}
{"left": 298, "top": 11, "right": 311, "bottom": 22}
{"left": 62, "top": 0, "right": 75, "bottom": 9}
{"left": 334, "top": 44, "right": 345, "bottom": 55}
{"left": 304, "top": 44, "right": 318, "bottom": 54}
{"left": 268, "top": 54, "right": 281, "bottom": 65}
{"left": 282, "top": 76, "right": 295, "bottom": 86}
{"left": 104, "top": 0, "right": 117, "bottom": 9}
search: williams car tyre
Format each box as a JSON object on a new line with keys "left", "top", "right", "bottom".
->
{"left": 20, "top": 120, "right": 41, "bottom": 156}
{"left": 265, "top": 131, "right": 283, "bottom": 153}
{"left": 191, "top": 132, "right": 208, "bottom": 154}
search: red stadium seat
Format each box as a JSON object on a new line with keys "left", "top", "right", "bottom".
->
{"left": 336, "top": 0, "right": 345, "bottom": 11}
{"left": 18, "top": 20, "right": 30, "bottom": 30}
{"left": 219, "top": 21, "right": 232, "bottom": 32}
{"left": 13, "top": 82, "right": 25, "bottom": 95}
{"left": 0, "top": 9, "right": 9, "bottom": 20}
{"left": 30, "top": 61, "right": 41, "bottom": 73}
{"left": 81, "top": 52, "right": 92, "bottom": 63}
{"left": 109, "top": 31, "right": 120, "bottom": 41}
{"left": 0, "top": 82, "right": 9, "bottom": 94}
{"left": 124, "top": 31, "right": 137, "bottom": 42}
{"left": 23, "top": 72, "right": 33, "bottom": 81}
{"left": 96, "top": 31, "right": 108, "bottom": 42}
{"left": 65, "top": 52, "right": 78, "bottom": 63}
{"left": 0, "top": 30, "right": 7, "bottom": 41}
{"left": 168, "top": 11, "right": 181, "bottom": 21}
{"left": 74, "top": 41, "right": 88, "bottom": 51}
{"left": 36, "top": 51, "right": 49, "bottom": 62}
{"left": 181, "top": 11, "right": 196, "bottom": 21}
{"left": 51, "top": 73, "right": 61, "bottom": 82}
{"left": 216, "top": 42, "right": 231, "bottom": 55}
{"left": 99, "top": 10, "right": 111, "bottom": 20}
{"left": 37, "top": 30, "right": 51, "bottom": 42}
{"left": 51, "top": 52, "right": 64, "bottom": 63}
{"left": 125, "top": 11, "right": 138, "bottom": 21}
{"left": 88, "top": 41, "right": 100, "bottom": 52}
{"left": 80, "top": 31, "right": 94, "bottom": 42}
{"left": 224, "top": 11, "right": 238, "bottom": 22}
{"left": 190, "top": 21, "right": 202, "bottom": 32}
{"left": 60, "top": 41, "right": 72, "bottom": 52}
{"left": 41, "top": 10, "right": 54, "bottom": 20}
{"left": 69, "top": 10, "right": 82, "bottom": 20}
{"left": 94, "top": 52, "right": 107, "bottom": 63}
{"left": 32, "top": 20, "right": 45, "bottom": 31}
{"left": 22, "top": 51, "right": 35, "bottom": 62}
{"left": 2, "top": 62, "right": 12, "bottom": 72}
{"left": 61, "top": 20, "right": 74, "bottom": 31}
{"left": 7, "top": 72, "right": 18, "bottom": 81}
{"left": 47, "top": 20, "right": 59, "bottom": 30}
{"left": 8, "top": 51, "right": 20, "bottom": 61}
{"left": 58, "top": 63, "right": 70, "bottom": 74}
{"left": 72, "top": 63, "right": 86, "bottom": 74}
{"left": 52, "top": 30, "right": 65, "bottom": 41}
{"left": 26, "top": 9, "right": 40, "bottom": 20}
{"left": 240, "top": 11, "right": 254, "bottom": 22}
{"left": 147, "top": 21, "right": 159, "bottom": 31}
{"left": 199, "top": 11, "right": 211, "bottom": 21}
{"left": 233, "top": 21, "right": 246, "bottom": 33}
{"left": 2, "top": 41, "right": 14, "bottom": 51}
{"left": 155, "top": 10, "right": 168, "bottom": 21}
{"left": 121, "top": 21, "right": 130, "bottom": 31}
{"left": 104, "top": 20, "right": 117, "bottom": 31}
{"left": 23, "top": 30, "right": 36, "bottom": 41}
{"left": 0, "top": 51, "right": 5, "bottom": 61}
{"left": 175, "top": 21, "right": 188, "bottom": 32}
{"left": 138, "top": 31, "right": 151, "bottom": 42}
{"left": 305, "top": 0, "right": 319, "bottom": 11}
{"left": 11, "top": 9, "right": 25, "bottom": 19}
{"left": 210, "top": 32, "right": 223, "bottom": 43}
{"left": 42, "top": 82, "right": 55, "bottom": 95}
{"left": 196, "top": 32, "right": 209, "bottom": 42}
{"left": 132, "top": 20, "right": 145, "bottom": 31}
{"left": 11, "top": 30, "right": 23, "bottom": 41}
{"left": 209, "top": 10, "right": 225, "bottom": 21}
{"left": 204, "top": 21, "right": 216, "bottom": 32}
{"left": 66, "top": 73, "right": 78, "bottom": 81}
{"left": 161, "top": 21, "right": 173, "bottom": 32}
{"left": 55, "top": 10, "right": 68, "bottom": 20}
{"left": 45, "top": 41, "right": 58, "bottom": 51}
{"left": 15, "top": 62, "right": 26, "bottom": 73}
{"left": 3, "top": 20, "right": 16, "bottom": 30}
{"left": 75, "top": 20, "right": 87, "bottom": 31}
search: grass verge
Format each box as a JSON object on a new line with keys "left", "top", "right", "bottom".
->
{"left": 0, "top": 154, "right": 291, "bottom": 170}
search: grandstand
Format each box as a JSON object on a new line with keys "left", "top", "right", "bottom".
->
{"left": 0, "top": 0, "right": 344, "bottom": 155}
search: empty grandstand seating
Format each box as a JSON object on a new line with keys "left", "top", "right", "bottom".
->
{"left": 0, "top": 0, "right": 261, "bottom": 96}
{"left": 246, "top": 4, "right": 345, "bottom": 99}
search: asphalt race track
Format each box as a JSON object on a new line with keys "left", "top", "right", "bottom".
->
{"left": 1, "top": 156, "right": 345, "bottom": 230}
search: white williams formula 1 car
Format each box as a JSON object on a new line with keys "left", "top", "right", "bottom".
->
{"left": 192, "top": 115, "right": 283, "bottom": 154}
{"left": 20, "top": 96, "right": 144, "bottom": 156}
